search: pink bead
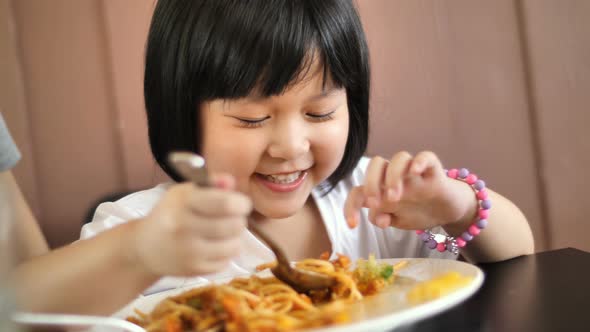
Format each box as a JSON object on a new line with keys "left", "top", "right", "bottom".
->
{"left": 468, "top": 224, "right": 481, "bottom": 236}
{"left": 447, "top": 169, "right": 459, "bottom": 179}
{"left": 416, "top": 230, "right": 424, "bottom": 235}
{"left": 476, "top": 189, "right": 488, "bottom": 200}
{"left": 456, "top": 238, "right": 466, "bottom": 247}
{"left": 465, "top": 174, "right": 478, "bottom": 185}
{"left": 478, "top": 209, "right": 489, "bottom": 219}
{"left": 436, "top": 243, "right": 447, "bottom": 252}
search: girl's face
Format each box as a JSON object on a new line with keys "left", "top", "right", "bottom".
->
{"left": 201, "top": 71, "right": 349, "bottom": 219}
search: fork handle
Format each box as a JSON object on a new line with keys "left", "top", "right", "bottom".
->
{"left": 246, "top": 221, "right": 291, "bottom": 267}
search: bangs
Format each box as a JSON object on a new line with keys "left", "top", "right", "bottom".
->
{"left": 183, "top": 0, "right": 357, "bottom": 101}
{"left": 145, "top": 0, "right": 369, "bottom": 189}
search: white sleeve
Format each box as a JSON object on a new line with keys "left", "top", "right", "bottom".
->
{"left": 80, "top": 184, "right": 170, "bottom": 240}
{"left": 80, "top": 202, "right": 143, "bottom": 239}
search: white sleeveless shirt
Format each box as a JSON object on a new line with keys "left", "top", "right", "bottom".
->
{"left": 81, "top": 157, "right": 455, "bottom": 294}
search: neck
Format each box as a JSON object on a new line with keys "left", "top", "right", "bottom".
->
{"left": 247, "top": 197, "right": 332, "bottom": 260}
{"left": 249, "top": 196, "right": 315, "bottom": 224}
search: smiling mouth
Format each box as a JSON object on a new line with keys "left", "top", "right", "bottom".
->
{"left": 258, "top": 171, "right": 304, "bottom": 184}
{"left": 254, "top": 169, "right": 309, "bottom": 193}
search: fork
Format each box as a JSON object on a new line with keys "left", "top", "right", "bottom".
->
{"left": 168, "top": 151, "right": 336, "bottom": 293}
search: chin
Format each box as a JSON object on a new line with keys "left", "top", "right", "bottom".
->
{"left": 249, "top": 180, "right": 315, "bottom": 219}
{"left": 253, "top": 198, "right": 308, "bottom": 219}
{"left": 255, "top": 206, "right": 299, "bottom": 219}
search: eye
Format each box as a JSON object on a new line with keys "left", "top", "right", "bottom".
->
{"left": 234, "top": 116, "right": 270, "bottom": 128}
{"left": 306, "top": 110, "right": 336, "bottom": 122}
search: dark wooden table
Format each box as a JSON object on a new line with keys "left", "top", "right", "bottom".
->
{"left": 396, "top": 248, "right": 590, "bottom": 332}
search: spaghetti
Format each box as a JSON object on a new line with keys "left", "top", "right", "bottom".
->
{"left": 127, "top": 254, "right": 400, "bottom": 332}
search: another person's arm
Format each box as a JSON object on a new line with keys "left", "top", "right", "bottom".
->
{"left": 1, "top": 170, "right": 159, "bottom": 314}
{"left": 1, "top": 171, "right": 48, "bottom": 264}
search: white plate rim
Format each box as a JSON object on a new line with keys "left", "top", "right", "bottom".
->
{"left": 115, "top": 258, "right": 484, "bottom": 332}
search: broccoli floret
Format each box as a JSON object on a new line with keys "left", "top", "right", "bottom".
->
{"left": 354, "top": 254, "right": 394, "bottom": 282}
{"left": 380, "top": 265, "right": 393, "bottom": 280}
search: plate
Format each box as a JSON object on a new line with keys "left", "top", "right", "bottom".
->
{"left": 114, "top": 258, "right": 484, "bottom": 332}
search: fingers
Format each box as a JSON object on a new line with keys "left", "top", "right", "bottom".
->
{"left": 346, "top": 151, "right": 445, "bottom": 231}
{"left": 345, "top": 186, "right": 396, "bottom": 229}
{"left": 169, "top": 183, "right": 252, "bottom": 217}
{"left": 374, "top": 213, "right": 391, "bottom": 229}
{"left": 344, "top": 186, "right": 367, "bottom": 228}
{"left": 191, "top": 216, "right": 246, "bottom": 240}
{"left": 190, "top": 189, "right": 252, "bottom": 217}
{"left": 162, "top": 182, "right": 251, "bottom": 239}
{"left": 347, "top": 153, "right": 412, "bottom": 229}
{"left": 176, "top": 237, "right": 242, "bottom": 275}
{"left": 192, "top": 237, "right": 242, "bottom": 274}
{"left": 363, "top": 156, "right": 389, "bottom": 205}
{"left": 383, "top": 151, "right": 413, "bottom": 201}
{"left": 138, "top": 177, "right": 252, "bottom": 277}
{"left": 192, "top": 236, "right": 242, "bottom": 261}
{"left": 162, "top": 210, "right": 245, "bottom": 275}
{"left": 209, "top": 173, "right": 236, "bottom": 190}
{"left": 409, "top": 151, "right": 443, "bottom": 178}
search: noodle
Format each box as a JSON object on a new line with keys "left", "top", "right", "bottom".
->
{"left": 127, "top": 254, "right": 399, "bottom": 332}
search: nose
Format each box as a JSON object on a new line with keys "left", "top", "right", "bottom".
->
{"left": 267, "top": 119, "right": 310, "bottom": 160}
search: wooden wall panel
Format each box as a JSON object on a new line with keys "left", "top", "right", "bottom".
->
{"left": 3, "top": 0, "right": 588, "bottom": 251}
{"left": 357, "top": 0, "right": 547, "bottom": 250}
{"left": 11, "top": 0, "right": 124, "bottom": 247}
{"left": 0, "top": 0, "right": 41, "bottom": 217}
{"left": 101, "top": 0, "right": 168, "bottom": 190}
{"left": 520, "top": 0, "right": 590, "bottom": 251}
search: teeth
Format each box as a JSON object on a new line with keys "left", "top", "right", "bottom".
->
{"left": 264, "top": 171, "right": 301, "bottom": 184}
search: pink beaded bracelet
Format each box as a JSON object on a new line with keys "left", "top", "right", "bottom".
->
{"left": 416, "top": 168, "right": 491, "bottom": 254}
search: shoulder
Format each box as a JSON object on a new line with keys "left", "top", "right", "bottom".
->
{"left": 80, "top": 182, "right": 173, "bottom": 239}
{"left": 115, "top": 182, "right": 172, "bottom": 211}
{"left": 312, "top": 156, "right": 370, "bottom": 208}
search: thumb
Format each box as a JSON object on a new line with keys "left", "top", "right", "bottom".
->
{"left": 343, "top": 186, "right": 367, "bottom": 229}
{"left": 209, "top": 173, "right": 236, "bottom": 190}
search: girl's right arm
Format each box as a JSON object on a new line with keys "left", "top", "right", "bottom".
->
{"left": 11, "top": 177, "right": 251, "bottom": 315}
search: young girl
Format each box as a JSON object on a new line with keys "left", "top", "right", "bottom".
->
{"left": 82, "top": 0, "right": 534, "bottom": 294}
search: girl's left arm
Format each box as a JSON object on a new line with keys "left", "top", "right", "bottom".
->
{"left": 443, "top": 179, "right": 535, "bottom": 263}
{"left": 344, "top": 151, "right": 535, "bottom": 264}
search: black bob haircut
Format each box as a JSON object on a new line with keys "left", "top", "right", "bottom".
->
{"left": 144, "top": 0, "right": 370, "bottom": 192}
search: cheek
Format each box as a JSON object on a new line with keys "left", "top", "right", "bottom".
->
{"left": 202, "top": 126, "right": 265, "bottom": 181}
{"left": 312, "top": 116, "right": 349, "bottom": 176}
{"left": 200, "top": 103, "right": 265, "bottom": 189}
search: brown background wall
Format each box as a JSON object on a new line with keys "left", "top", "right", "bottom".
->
{"left": 1, "top": 0, "right": 588, "bottom": 252}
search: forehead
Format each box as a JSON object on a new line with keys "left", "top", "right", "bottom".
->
{"left": 212, "top": 76, "right": 344, "bottom": 113}
{"left": 245, "top": 56, "right": 341, "bottom": 102}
